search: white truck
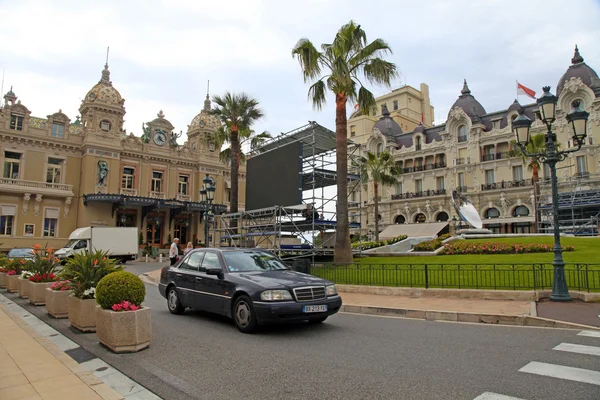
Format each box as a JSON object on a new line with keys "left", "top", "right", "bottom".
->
{"left": 55, "top": 227, "right": 139, "bottom": 263}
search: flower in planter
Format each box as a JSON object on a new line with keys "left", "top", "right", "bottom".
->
{"left": 28, "top": 245, "right": 60, "bottom": 281}
{"left": 96, "top": 271, "right": 145, "bottom": 310}
{"left": 29, "top": 273, "right": 58, "bottom": 283}
{"left": 82, "top": 287, "right": 96, "bottom": 299}
{"left": 21, "top": 271, "right": 34, "bottom": 279}
{"left": 7, "top": 270, "right": 16, "bottom": 276}
{"left": 111, "top": 300, "right": 140, "bottom": 312}
{"left": 50, "top": 280, "right": 72, "bottom": 291}
{"left": 60, "top": 250, "right": 122, "bottom": 299}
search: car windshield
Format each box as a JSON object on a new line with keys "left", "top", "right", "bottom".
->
{"left": 8, "top": 248, "right": 34, "bottom": 257}
{"left": 65, "top": 240, "right": 79, "bottom": 248}
{"left": 224, "top": 251, "right": 289, "bottom": 272}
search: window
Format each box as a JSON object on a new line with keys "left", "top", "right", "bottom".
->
{"left": 513, "top": 206, "right": 530, "bottom": 217}
{"left": 178, "top": 175, "right": 189, "bottom": 195}
{"left": 181, "top": 252, "right": 203, "bottom": 271}
{"left": 3, "top": 152, "right": 21, "bottom": 179}
{"left": 122, "top": 167, "right": 135, "bottom": 189}
{"left": 393, "top": 100, "right": 398, "bottom": 110}
{"left": 458, "top": 172, "right": 465, "bottom": 189}
{"left": 46, "top": 158, "right": 63, "bottom": 184}
{"left": 415, "top": 179, "right": 423, "bottom": 192}
{"left": 223, "top": 251, "right": 288, "bottom": 272}
{"left": 485, "top": 169, "right": 495, "bottom": 185}
{"left": 51, "top": 123, "right": 64, "bottom": 138}
{"left": 436, "top": 177, "right": 444, "bottom": 191}
{"left": 396, "top": 182, "right": 403, "bottom": 194}
{"left": 151, "top": 171, "right": 163, "bottom": 192}
{"left": 576, "top": 156, "right": 588, "bottom": 175}
{"left": 485, "top": 208, "right": 500, "bottom": 219}
{"left": 376, "top": 143, "right": 383, "bottom": 156}
{"left": 0, "top": 205, "right": 16, "bottom": 236}
{"left": 10, "top": 114, "right": 24, "bottom": 131}
{"left": 458, "top": 125, "right": 467, "bottom": 143}
{"left": 200, "top": 252, "right": 221, "bottom": 272}
{"left": 492, "top": 120, "right": 501, "bottom": 130}
{"left": 415, "top": 136, "right": 422, "bottom": 151}
{"left": 350, "top": 126, "right": 356, "bottom": 137}
{"left": 225, "top": 189, "right": 231, "bottom": 203}
{"left": 43, "top": 208, "right": 59, "bottom": 237}
{"left": 512, "top": 166, "right": 524, "bottom": 181}
{"left": 100, "top": 120, "right": 111, "bottom": 132}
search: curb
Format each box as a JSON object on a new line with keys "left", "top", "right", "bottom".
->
{"left": 140, "top": 273, "right": 159, "bottom": 286}
{"left": 341, "top": 304, "right": 600, "bottom": 331}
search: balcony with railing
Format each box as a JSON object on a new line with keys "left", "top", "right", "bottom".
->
{"left": 402, "top": 162, "right": 445, "bottom": 174}
{"left": 0, "top": 177, "right": 74, "bottom": 196}
{"left": 120, "top": 187, "right": 138, "bottom": 196}
{"left": 480, "top": 179, "right": 534, "bottom": 191}
{"left": 177, "top": 193, "right": 191, "bottom": 201}
{"left": 481, "top": 152, "right": 509, "bottom": 162}
{"left": 149, "top": 191, "right": 166, "bottom": 199}
{"left": 455, "top": 158, "right": 466, "bottom": 165}
{"left": 391, "top": 189, "right": 446, "bottom": 200}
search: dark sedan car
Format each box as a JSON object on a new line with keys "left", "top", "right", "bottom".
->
{"left": 158, "top": 248, "right": 342, "bottom": 333}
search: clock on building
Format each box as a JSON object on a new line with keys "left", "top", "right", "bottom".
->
{"left": 153, "top": 130, "right": 167, "bottom": 146}
{"left": 199, "top": 120, "right": 206, "bottom": 128}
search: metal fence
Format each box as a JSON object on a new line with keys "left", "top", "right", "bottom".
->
{"left": 308, "top": 263, "right": 600, "bottom": 292}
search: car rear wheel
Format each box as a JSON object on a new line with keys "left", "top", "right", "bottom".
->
{"left": 233, "top": 295, "right": 258, "bottom": 333}
{"left": 308, "top": 316, "right": 328, "bottom": 324}
{"left": 167, "top": 287, "right": 184, "bottom": 315}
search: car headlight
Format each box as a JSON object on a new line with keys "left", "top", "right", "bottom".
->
{"left": 326, "top": 285, "right": 338, "bottom": 296}
{"left": 260, "top": 290, "right": 293, "bottom": 301}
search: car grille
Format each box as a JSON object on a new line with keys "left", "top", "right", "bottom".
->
{"left": 293, "top": 286, "right": 326, "bottom": 302}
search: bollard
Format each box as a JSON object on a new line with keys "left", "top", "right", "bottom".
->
{"left": 145, "top": 255, "right": 148, "bottom": 263}
{"left": 159, "top": 254, "right": 163, "bottom": 263}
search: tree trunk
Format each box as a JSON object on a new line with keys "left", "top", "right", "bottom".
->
{"left": 374, "top": 181, "right": 379, "bottom": 242}
{"left": 334, "top": 93, "right": 353, "bottom": 264}
{"left": 230, "top": 126, "right": 240, "bottom": 232}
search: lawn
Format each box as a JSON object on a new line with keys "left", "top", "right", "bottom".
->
{"left": 310, "top": 237, "right": 600, "bottom": 291}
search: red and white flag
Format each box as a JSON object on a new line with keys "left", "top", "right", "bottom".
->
{"left": 516, "top": 81, "right": 536, "bottom": 99}
{"left": 354, "top": 103, "right": 359, "bottom": 110}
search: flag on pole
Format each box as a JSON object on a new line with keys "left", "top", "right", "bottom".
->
{"left": 354, "top": 103, "right": 359, "bottom": 111}
{"left": 516, "top": 81, "right": 536, "bottom": 99}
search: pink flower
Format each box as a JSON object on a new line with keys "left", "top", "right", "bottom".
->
{"left": 130, "top": 305, "right": 139, "bottom": 311}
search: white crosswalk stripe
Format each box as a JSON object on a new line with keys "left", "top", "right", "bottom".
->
{"left": 519, "top": 361, "right": 600, "bottom": 386}
{"left": 577, "top": 330, "right": 600, "bottom": 338}
{"left": 554, "top": 342, "right": 600, "bottom": 357}
{"left": 472, "top": 392, "right": 526, "bottom": 400}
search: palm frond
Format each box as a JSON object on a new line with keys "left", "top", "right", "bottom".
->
{"left": 308, "top": 79, "right": 327, "bottom": 110}
{"left": 349, "top": 38, "right": 393, "bottom": 69}
{"left": 292, "top": 39, "right": 323, "bottom": 83}
{"left": 363, "top": 58, "right": 398, "bottom": 86}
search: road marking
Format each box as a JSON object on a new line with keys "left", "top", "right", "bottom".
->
{"left": 473, "top": 392, "right": 526, "bottom": 399}
{"left": 554, "top": 343, "right": 600, "bottom": 357}
{"left": 578, "top": 330, "right": 600, "bottom": 338}
{"left": 519, "top": 361, "right": 600, "bottom": 386}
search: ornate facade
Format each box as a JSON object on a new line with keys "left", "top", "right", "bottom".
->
{"left": 0, "top": 64, "right": 243, "bottom": 251}
{"left": 350, "top": 46, "right": 600, "bottom": 236}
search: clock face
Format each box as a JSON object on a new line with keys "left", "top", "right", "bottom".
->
{"left": 153, "top": 131, "right": 167, "bottom": 146}
{"left": 199, "top": 120, "right": 206, "bottom": 128}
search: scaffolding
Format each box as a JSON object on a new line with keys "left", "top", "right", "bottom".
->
{"left": 536, "top": 173, "right": 600, "bottom": 236}
{"left": 215, "top": 121, "right": 364, "bottom": 261}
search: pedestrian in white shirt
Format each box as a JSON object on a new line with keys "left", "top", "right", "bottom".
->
{"left": 169, "top": 238, "right": 180, "bottom": 265}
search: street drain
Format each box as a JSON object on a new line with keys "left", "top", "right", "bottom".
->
{"left": 96, "top": 367, "right": 109, "bottom": 372}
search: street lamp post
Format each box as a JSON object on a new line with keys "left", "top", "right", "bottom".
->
{"left": 200, "top": 174, "right": 216, "bottom": 247}
{"left": 512, "top": 86, "right": 589, "bottom": 302}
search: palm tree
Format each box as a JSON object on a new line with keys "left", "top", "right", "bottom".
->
{"left": 292, "top": 21, "right": 397, "bottom": 263}
{"left": 510, "top": 133, "right": 560, "bottom": 184}
{"left": 214, "top": 126, "right": 271, "bottom": 167}
{"left": 210, "top": 92, "right": 264, "bottom": 217}
{"left": 356, "top": 151, "right": 402, "bottom": 242}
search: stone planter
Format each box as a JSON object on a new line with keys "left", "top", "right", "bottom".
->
{"left": 6, "top": 274, "right": 19, "bottom": 293}
{"left": 0, "top": 272, "right": 6, "bottom": 289}
{"left": 95, "top": 306, "right": 151, "bottom": 353}
{"left": 18, "top": 278, "right": 30, "bottom": 299}
{"left": 29, "top": 282, "right": 53, "bottom": 305}
{"left": 68, "top": 296, "right": 97, "bottom": 332}
{"left": 45, "top": 288, "right": 72, "bottom": 318}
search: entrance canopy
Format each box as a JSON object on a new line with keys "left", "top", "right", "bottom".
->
{"left": 379, "top": 222, "right": 448, "bottom": 240}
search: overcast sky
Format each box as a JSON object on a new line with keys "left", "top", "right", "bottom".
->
{"left": 1, "top": 0, "right": 599, "bottom": 142}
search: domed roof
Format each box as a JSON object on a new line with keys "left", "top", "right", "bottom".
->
{"left": 556, "top": 46, "right": 599, "bottom": 95}
{"left": 188, "top": 94, "right": 221, "bottom": 133}
{"left": 507, "top": 99, "right": 523, "bottom": 113}
{"left": 83, "top": 64, "right": 124, "bottom": 108}
{"left": 449, "top": 80, "right": 487, "bottom": 118}
{"left": 373, "top": 104, "right": 402, "bottom": 137}
{"left": 413, "top": 122, "right": 425, "bottom": 133}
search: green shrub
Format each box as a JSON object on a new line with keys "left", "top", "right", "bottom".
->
{"left": 96, "top": 271, "right": 146, "bottom": 309}
{"left": 351, "top": 235, "right": 408, "bottom": 250}
{"left": 413, "top": 234, "right": 451, "bottom": 252}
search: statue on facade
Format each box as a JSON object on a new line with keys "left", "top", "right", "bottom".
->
{"left": 170, "top": 130, "right": 182, "bottom": 148}
{"left": 97, "top": 160, "right": 109, "bottom": 186}
{"left": 141, "top": 122, "right": 151, "bottom": 144}
{"left": 404, "top": 202, "right": 411, "bottom": 218}
{"left": 499, "top": 192, "right": 510, "bottom": 216}
{"left": 425, "top": 200, "right": 434, "bottom": 220}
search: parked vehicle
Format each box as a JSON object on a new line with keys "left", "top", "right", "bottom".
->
{"left": 158, "top": 248, "right": 342, "bottom": 333}
{"left": 7, "top": 248, "right": 34, "bottom": 261}
{"left": 55, "top": 227, "right": 138, "bottom": 263}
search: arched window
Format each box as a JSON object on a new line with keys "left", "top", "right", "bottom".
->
{"left": 513, "top": 206, "right": 530, "bottom": 217}
{"left": 376, "top": 143, "right": 383, "bottom": 155}
{"left": 485, "top": 208, "right": 500, "bottom": 219}
{"left": 458, "top": 125, "right": 467, "bottom": 143}
{"left": 415, "top": 136, "right": 422, "bottom": 151}
{"left": 436, "top": 212, "right": 449, "bottom": 222}
{"left": 414, "top": 213, "right": 426, "bottom": 223}
{"left": 395, "top": 215, "right": 405, "bottom": 224}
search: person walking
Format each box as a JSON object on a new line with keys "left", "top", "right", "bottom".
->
{"left": 184, "top": 242, "right": 193, "bottom": 255}
{"left": 169, "top": 238, "right": 180, "bottom": 265}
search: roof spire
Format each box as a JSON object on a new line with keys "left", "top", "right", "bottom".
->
{"left": 203, "top": 80, "right": 211, "bottom": 111}
{"left": 571, "top": 44, "right": 584, "bottom": 64}
{"left": 461, "top": 79, "right": 471, "bottom": 95}
{"left": 105, "top": 46, "right": 110, "bottom": 68}
{"left": 381, "top": 103, "right": 390, "bottom": 117}
{"left": 100, "top": 47, "right": 111, "bottom": 85}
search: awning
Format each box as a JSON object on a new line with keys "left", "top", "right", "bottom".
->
{"left": 379, "top": 222, "right": 448, "bottom": 239}
{"left": 482, "top": 217, "right": 535, "bottom": 225}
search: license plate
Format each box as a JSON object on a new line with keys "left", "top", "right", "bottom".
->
{"left": 302, "top": 305, "right": 327, "bottom": 313}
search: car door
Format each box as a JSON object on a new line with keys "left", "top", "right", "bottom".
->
{"left": 195, "top": 251, "right": 229, "bottom": 315}
{"left": 175, "top": 251, "right": 204, "bottom": 308}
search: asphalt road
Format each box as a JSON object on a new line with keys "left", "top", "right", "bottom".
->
{"left": 6, "top": 262, "right": 600, "bottom": 400}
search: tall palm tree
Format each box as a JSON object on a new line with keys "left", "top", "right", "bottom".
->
{"left": 292, "top": 21, "right": 397, "bottom": 263}
{"left": 356, "top": 151, "right": 402, "bottom": 242}
{"left": 210, "top": 93, "right": 264, "bottom": 217}
{"left": 214, "top": 126, "right": 271, "bottom": 167}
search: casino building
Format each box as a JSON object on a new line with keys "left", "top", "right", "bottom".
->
{"left": 349, "top": 46, "right": 600, "bottom": 238}
{"left": 0, "top": 63, "right": 241, "bottom": 251}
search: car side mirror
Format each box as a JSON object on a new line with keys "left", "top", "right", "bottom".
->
{"left": 206, "top": 268, "right": 222, "bottom": 277}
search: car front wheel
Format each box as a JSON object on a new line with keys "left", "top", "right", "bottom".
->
{"left": 167, "top": 287, "right": 184, "bottom": 315}
{"left": 233, "top": 295, "right": 258, "bottom": 333}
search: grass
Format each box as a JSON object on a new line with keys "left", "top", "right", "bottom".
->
{"left": 310, "top": 237, "right": 600, "bottom": 291}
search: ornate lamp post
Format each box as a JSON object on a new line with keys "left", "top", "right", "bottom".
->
{"left": 512, "top": 86, "right": 589, "bottom": 302}
{"left": 200, "top": 174, "right": 216, "bottom": 247}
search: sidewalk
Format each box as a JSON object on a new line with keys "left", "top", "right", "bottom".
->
{"left": 0, "top": 305, "right": 123, "bottom": 400}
